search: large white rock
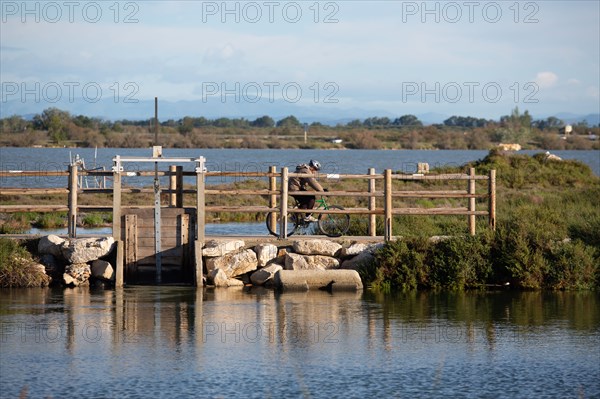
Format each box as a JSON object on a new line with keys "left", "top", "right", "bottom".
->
{"left": 285, "top": 253, "right": 339, "bottom": 271}
{"left": 254, "top": 243, "right": 278, "bottom": 267}
{"left": 250, "top": 264, "right": 283, "bottom": 285}
{"left": 63, "top": 263, "right": 91, "bottom": 286}
{"left": 339, "top": 243, "right": 370, "bottom": 257}
{"left": 209, "top": 268, "right": 244, "bottom": 287}
{"left": 91, "top": 260, "right": 114, "bottom": 280}
{"left": 38, "top": 235, "right": 66, "bottom": 258}
{"left": 203, "top": 239, "right": 245, "bottom": 257}
{"left": 205, "top": 249, "right": 258, "bottom": 278}
{"left": 61, "top": 237, "right": 115, "bottom": 264}
{"left": 292, "top": 239, "right": 342, "bottom": 257}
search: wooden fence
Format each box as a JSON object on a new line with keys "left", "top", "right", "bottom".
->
{"left": 0, "top": 164, "right": 496, "bottom": 241}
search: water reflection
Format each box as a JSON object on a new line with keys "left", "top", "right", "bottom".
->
{"left": 1, "top": 288, "right": 598, "bottom": 398}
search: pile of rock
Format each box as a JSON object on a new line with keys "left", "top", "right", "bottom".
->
{"left": 203, "top": 238, "right": 382, "bottom": 289}
{"left": 37, "top": 235, "right": 116, "bottom": 287}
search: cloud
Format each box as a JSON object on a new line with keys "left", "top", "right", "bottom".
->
{"left": 535, "top": 72, "right": 559, "bottom": 89}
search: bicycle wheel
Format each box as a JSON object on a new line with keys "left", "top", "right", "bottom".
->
{"left": 318, "top": 205, "right": 350, "bottom": 237}
{"left": 266, "top": 212, "right": 298, "bottom": 237}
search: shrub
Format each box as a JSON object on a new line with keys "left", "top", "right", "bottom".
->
{"left": 0, "top": 238, "right": 50, "bottom": 287}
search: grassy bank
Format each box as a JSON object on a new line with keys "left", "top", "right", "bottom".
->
{"left": 0, "top": 238, "right": 50, "bottom": 287}
{"left": 360, "top": 150, "right": 600, "bottom": 291}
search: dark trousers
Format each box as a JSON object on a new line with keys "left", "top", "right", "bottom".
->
{"left": 292, "top": 193, "right": 315, "bottom": 218}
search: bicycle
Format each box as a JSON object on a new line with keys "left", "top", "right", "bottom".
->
{"left": 266, "top": 196, "right": 350, "bottom": 237}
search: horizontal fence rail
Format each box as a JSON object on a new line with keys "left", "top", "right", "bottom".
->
{"left": 1, "top": 164, "right": 496, "bottom": 240}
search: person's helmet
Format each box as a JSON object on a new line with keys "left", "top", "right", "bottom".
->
{"left": 309, "top": 159, "right": 321, "bottom": 171}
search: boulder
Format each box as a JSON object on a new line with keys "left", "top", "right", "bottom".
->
{"left": 61, "top": 237, "right": 115, "bottom": 264}
{"left": 250, "top": 264, "right": 283, "bottom": 286}
{"left": 274, "top": 270, "right": 363, "bottom": 291}
{"left": 38, "top": 235, "right": 65, "bottom": 258}
{"left": 285, "top": 253, "right": 339, "bottom": 271}
{"left": 340, "top": 251, "right": 375, "bottom": 270}
{"left": 209, "top": 268, "right": 244, "bottom": 287}
{"left": 63, "top": 263, "right": 91, "bottom": 286}
{"left": 292, "top": 239, "right": 342, "bottom": 257}
{"left": 91, "top": 260, "right": 114, "bottom": 280}
{"left": 203, "top": 239, "right": 245, "bottom": 257}
{"left": 254, "top": 243, "right": 278, "bottom": 267}
{"left": 205, "top": 249, "right": 258, "bottom": 278}
{"left": 339, "top": 243, "right": 370, "bottom": 257}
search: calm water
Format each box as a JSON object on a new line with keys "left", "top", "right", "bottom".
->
{"left": 1, "top": 148, "right": 599, "bottom": 189}
{"left": 0, "top": 288, "right": 598, "bottom": 398}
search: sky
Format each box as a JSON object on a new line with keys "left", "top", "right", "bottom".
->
{"left": 1, "top": 0, "right": 599, "bottom": 121}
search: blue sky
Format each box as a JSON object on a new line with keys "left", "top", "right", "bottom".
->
{"left": 1, "top": 0, "right": 599, "bottom": 120}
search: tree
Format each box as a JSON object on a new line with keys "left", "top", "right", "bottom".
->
{"left": 532, "top": 116, "right": 563, "bottom": 130}
{"left": 251, "top": 115, "right": 275, "bottom": 128}
{"left": 393, "top": 114, "right": 422, "bottom": 126}
{"left": 276, "top": 115, "right": 301, "bottom": 128}
{"left": 32, "top": 108, "right": 71, "bottom": 144}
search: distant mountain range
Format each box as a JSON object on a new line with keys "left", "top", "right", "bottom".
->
{"left": 1, "top": 97, "right": 598, "bottom": 126}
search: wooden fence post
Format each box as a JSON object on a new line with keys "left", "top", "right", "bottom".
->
{"left": 468, "top": 167, "right": 476, "bottom": 236}
{"left": 195, "top": 157, "right": 206, "bottom": 287}
{"left": 112, "top": 158, "right": 123, "bottom": 286}
{"left": 384, "top": 169, "right": 392, "bottom": 241}
{"left": 269, "top": 166, "right": 277, "bottom": 233}
{"left": 489, "top": 169, "right": 496, "bottom": 230}
{"left": 176, "top": 165, "right": 183, "bottom": 208}
{"left": 368, "top": 168, "right": 377, "bottom": 236}
{"left": 68, "top": 164, "right": 78, "bottom": 238}
{"left": 280, "top": 167, "right": 289, "bottom": 239}
{"left": 169, "top": 165, "right": 177, "bottom": 207}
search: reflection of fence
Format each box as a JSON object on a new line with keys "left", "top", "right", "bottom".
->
{"left": 0, "top": 165, "right": 496, "bottom": 240}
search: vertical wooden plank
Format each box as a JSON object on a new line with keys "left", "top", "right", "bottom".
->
{"left": 112, "top": 169, "right": 122, "bottom": 241}
{"left": 169, "top": 165, "right": 177, "bottom": 207}
{"left": 176, "top": 165, "right": 183, "bottom": 208}
{"left": 489, "top": 169, "right": 496, "bottom": 231}
{"left": 268, "top": 166, "right": 277, "bottom": 233}
{"left": 384, "top": 169, "right": 392, "bottom": 241}
{"left": 280, "top": 167, "right": 289, "bottom": 239}
{"left": 115, "top": 240, "right": 124, "bottom": 287}
{"left": 68, "top": 164, "right": 78, "bottom": 238}
{"left": 194, "top": 240, "right": 204, "bottom": 287}
{"left": 468, "top": 167, "right": 476, "bottom": 236}
{"left": 125, "top": 214, "right": 137, "bottom": 280}
{"left": 196, "top": 159, "right": 205, "bottom": 244}
{"left": 368, "top": 168, "right": 377, "bottom": 236}
{"left": 180, "top": 213, "right": 189, "bottom": 276}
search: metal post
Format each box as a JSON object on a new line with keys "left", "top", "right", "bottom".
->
{"left": 368, "top": 168, "right": 376, "bottom": 236}
{"left": 384, "top": 169, "right": 392, "bottom": 241}
{"left": 280, "top": 167, "right": 289, "bottom": 239}
{"left": 468, "top": 167, "right": 476, "bottom": 236}
{"left": 112, "top": 157, "right": 123, "bottom": 287}
{"left": 489, "top": 169, "right": 496, "bottom": 231}
{"left": 68, "top": 164, "right": 78, "bottom": 238}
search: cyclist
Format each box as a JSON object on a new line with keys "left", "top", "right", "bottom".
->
{"left": 288, "top": 159, "right": 325, "bottom": 222}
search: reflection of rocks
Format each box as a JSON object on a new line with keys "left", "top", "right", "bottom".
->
{"left": 63, "top": 263, "right": 91, "bottom": 286}
{"left": 61, "top": 237, "right": 115, "bottom": 264}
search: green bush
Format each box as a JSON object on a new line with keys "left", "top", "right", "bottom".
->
{"left": 0, "top": 238, "right": 50, "bottom": 287}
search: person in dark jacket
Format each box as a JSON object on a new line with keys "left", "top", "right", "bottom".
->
{"left": 288, "top": 159, "right": 324, "bottom": 222}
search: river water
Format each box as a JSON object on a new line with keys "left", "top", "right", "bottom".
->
{"left": 0, "top": 287, "right": 598, "bottom": 398}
